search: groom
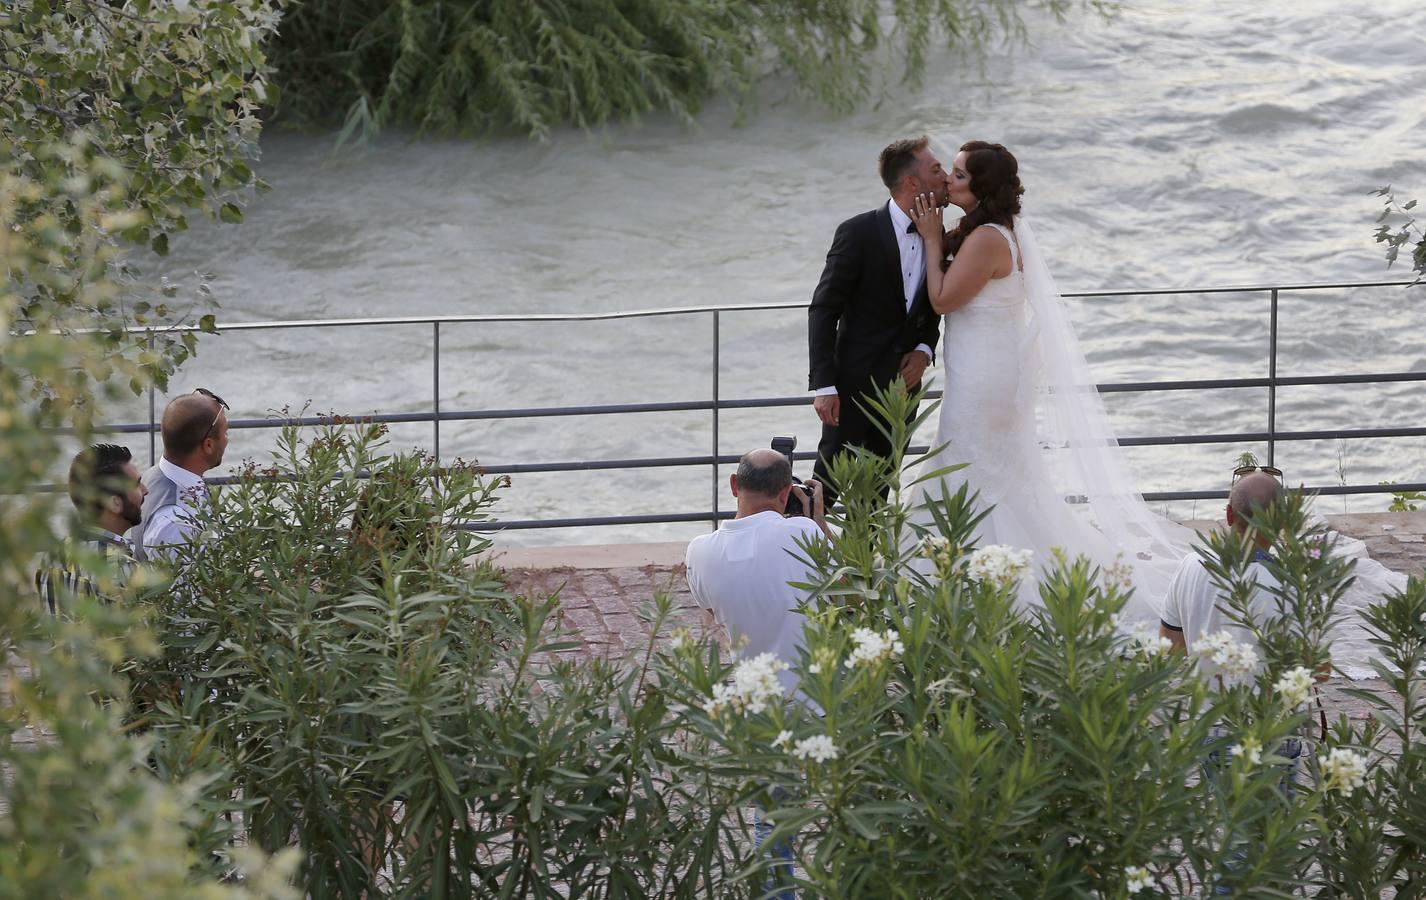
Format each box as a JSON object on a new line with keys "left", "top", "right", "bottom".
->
{"left": 808, "top": 136, "right": 949, "bottom": 504}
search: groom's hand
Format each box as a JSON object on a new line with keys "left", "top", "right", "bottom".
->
{"left": 898, "top": 349, "right": 931, "bottom": 389}
{"left": 814, "top": 394, "right": 840, "bottom": 427}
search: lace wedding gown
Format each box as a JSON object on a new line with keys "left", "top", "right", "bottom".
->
{"left": 909, "top": 220, "right": 1404, "bottom": 677}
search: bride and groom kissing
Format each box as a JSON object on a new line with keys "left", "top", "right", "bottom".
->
{"left": 807, "top": 135, "right": 1188, "bottom": 621}
{"left": 806, "top": 135, "right": 1406, "bottom": 666}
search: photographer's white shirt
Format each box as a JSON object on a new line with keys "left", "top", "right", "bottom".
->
{"left": 685, "top": 511, "right": 824, "bottom": 695}
{"left": 1160, "top": 552, "right": 1279, "bottom": 683}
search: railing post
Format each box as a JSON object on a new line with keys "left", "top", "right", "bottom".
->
{"left": 432, "top": 322, "right": 441, "bottom": 465}
{"left": 711, "top": 310, "right": 720, "bottom": 531}
{"left": 146, "top": 329, "right": 156, "bottom": 466}
{"left": 1267, "top": 288, "right": 1278, "bottom": 467}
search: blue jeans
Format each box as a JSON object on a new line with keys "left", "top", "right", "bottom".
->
{"left": 754, "top": 787, "right": 797, "bottom": 899}
{"left": 1203, "top": 730, "right": 1303, "bottom": 895}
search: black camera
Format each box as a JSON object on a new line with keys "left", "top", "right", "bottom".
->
{"left": 771, "top": 435, "right": 814, "bottom": 518}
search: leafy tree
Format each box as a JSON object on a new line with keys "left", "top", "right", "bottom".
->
{"left": 0, "top": 137, "right": 294, "bottom": 898}
{"left": 268, "top": 0, "right": 1094, "bottom": 141}
{"left": 1, "top": 0, "right": 285, "bottom": 393}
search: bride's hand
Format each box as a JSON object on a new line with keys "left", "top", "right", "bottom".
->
{"left": 912, "top": 192, "right": 943, "bottom": 243}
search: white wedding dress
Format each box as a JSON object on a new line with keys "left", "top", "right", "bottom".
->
{"left": 909, "top": 219, "right": 1404, "bottom": 677}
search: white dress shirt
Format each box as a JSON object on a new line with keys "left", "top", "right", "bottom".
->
{"left": 685, "top": 511, "right": 824, "bottom": 697}
{"left": 814, "top": 199, "right": 935, "bottom": 397}
{"left": 1160, "top": 552, "right": 1280, "bottom": 683}
{"left": 142, "top": 457, "right": 210, "bottom": 561}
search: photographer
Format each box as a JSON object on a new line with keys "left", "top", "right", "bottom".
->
{"left": 684, "top": 448, "right": 828, "bottom": 691}
{"left": 684, "top": 448, "right": 828, "bottom": 898}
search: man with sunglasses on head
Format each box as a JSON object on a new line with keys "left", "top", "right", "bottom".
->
{"left": 1159, "top": 467, "right": 1286, "bottom": 661}
{"left": 130, "top": 388, "right": 230, "bottom": 562}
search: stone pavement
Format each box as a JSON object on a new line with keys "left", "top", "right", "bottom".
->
{"left": 490, "top": 512, "right": 1426, "bottom": 720}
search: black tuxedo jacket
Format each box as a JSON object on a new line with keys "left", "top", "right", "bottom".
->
{"left": 807, "top": 204, "right": 942, "bottom": 399}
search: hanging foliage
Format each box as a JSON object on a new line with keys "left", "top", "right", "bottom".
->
{"left": 267, "top": 0, "right": 1092, "bottom": 140}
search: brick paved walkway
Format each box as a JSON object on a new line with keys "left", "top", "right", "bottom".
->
{"left": 494, "top": 512, "right": 1426, "bottom": 720}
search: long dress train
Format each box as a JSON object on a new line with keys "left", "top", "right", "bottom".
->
{"left": 908, "top": 219, "right": 1404, "bottom": 677}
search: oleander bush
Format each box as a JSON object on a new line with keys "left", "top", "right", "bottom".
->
{"left": 660, "top": 386, "right": 1334, "bottom": 897}
{"left": 126, "top": 385, "right": 1426, "bottom": 897}
{"left": 132, "top": 423, "right": 758, "bottom": 897}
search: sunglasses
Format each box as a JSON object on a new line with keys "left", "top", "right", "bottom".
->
{"left": 1233, "top": 464, "right": 1283, "bottom": 481}
{"left": 193, "top": 387, "right": 229, "bottom": 438}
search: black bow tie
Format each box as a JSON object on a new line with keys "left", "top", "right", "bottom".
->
{"left": 906, "top": 221, "right": 917, "bottom": 235}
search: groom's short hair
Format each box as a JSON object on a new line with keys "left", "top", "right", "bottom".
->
{"left": 880, "top": 137, "right": 930, "bottom": 190}
{"left": 735, "top": 450, "right": 793, "bottom": 497}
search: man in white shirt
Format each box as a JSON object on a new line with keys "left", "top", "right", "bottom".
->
{"left": 131, "top": 388, "right": 230, "bottom": 562}
{"left": 1159, "top": 470, "right": 1285, "bottom": 663}
{"left": 807, "top": 136, "right": 949, "bottom": 504}
{"left": 685, "top": 449, "right": 830, "bottom": 694}
{"left": 684, "top": 448, "right": 829, "bottom": 900}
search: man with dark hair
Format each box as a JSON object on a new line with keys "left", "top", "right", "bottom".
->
{"left": 808, "top": 136, "right": 951, "bottom": 504}
{"left": 35, "top": 443, "right": 147, "bottom": 611}
{"left": 130, "top": 388, "right": 230, "bottom": 561}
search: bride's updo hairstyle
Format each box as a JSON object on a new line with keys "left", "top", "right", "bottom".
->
{"left": 944, "top": 141, "right": 1025, "bottom": 260}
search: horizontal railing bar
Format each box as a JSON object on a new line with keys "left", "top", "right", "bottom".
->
{"left": 34, "top": 280, "right": 1418, "bottom": 336}
{"left": 1118, "top": 426, "right": 1426, "bottom": 447}
{"left": 71, "top": 368, "right": 1426, "bottom": 436}
{"left": 466, "top": 427, "right": 1426, "bottom": 474}
{"left": 28, "top": 474, "right": 1426, "bottom": 514}
{"left": 1143, "top": 482, "right": 1426, "bottom": 502}
{"left": 474, "top": 481, "right": 1426, "bottom": 530}
{"left": 1274, "top": 371, "right": 1426, "bottom": 387}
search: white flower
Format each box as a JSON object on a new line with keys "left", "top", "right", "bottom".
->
{"left": 703, "top": 653, "right": 788, "bottom": 718}
{"left": 1273, "top": 666, "right": 1314, "bottom": 708}
{"left": 1195, "top": 631, "right": 1260, "bottom": 678}
{"left": 1125, "top": 864, "right": 1154, "bottom": 894}
{"left": 772, "top": 730, "right": 794, "bottom": 749}
{"left": 808, "top": 662, "right": 822, "bottom": 674}
{"left": 1232, "top": 736, "right": 1264, "bottom": 768}
{"left": 1102, "top": 555, "right": 1134, "bottom": 593}
{"left": 1321, "top": 748, "right": 1369, "bottom": 797}
{"left": 669, "top": 627, "right": 691, "bottom": 652}
{"left": 965, "top": 544, "right": 1034, "bottom": 589}
{"left": 844, "top": 627, "right": 905, "bottom": 669}
{"left": 921, "top": 536, "right": 954, "bottom": 572}
{"left": 790, "top": 735, "right": 840, "bottom": 763}
{"left": 1127, "top": 620, "right": 1172, "bottom": 658}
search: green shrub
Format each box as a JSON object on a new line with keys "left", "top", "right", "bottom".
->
{"left": 132, "top": 385, "right": 1426, "bottom": 897}
{"left": 134, "top": 422, "right": 756, "bottom": 897}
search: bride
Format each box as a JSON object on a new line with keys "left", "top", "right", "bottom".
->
{"left": 906, "top": 141, "right": 1402, "bottom": 674}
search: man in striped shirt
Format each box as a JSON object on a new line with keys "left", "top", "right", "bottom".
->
{"left": 35, "top": 443, "right": 147, "bottom": 612}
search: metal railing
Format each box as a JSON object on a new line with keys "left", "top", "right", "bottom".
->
{"left": 82, "top": 278, "right": 1424, "bottom": 532}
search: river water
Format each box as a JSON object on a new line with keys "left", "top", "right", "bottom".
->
{"left": 126, "top": 0, "right": 1426, "bottom": 546}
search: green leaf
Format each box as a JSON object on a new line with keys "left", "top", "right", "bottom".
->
{"left": 151, "top": 232, "right": 169, "bottom": 256}
{"left": 218, "top": 202, "right": 244, "bottom": 224}
{"left": 198, "top": 314, "right": 218, "bottom": 334}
